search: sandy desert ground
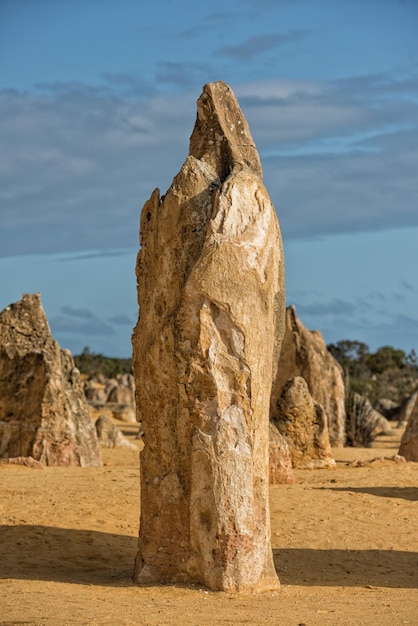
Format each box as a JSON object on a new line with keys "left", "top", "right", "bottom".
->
{"left": 1, "top": 421, "right": 417, "bottom": 626}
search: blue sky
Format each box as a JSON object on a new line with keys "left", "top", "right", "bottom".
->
{"left": 1, "top": 0, "right": 417, "bottom": 357}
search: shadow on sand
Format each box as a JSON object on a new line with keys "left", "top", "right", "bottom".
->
{"left": 0, "top": 524, "right": 417, "bottom": 589}
{"left": 0, "top": 524, "right": 137, "bottom": 587}
{"left": 273, "top": 548, "right": 418, "bottom": 588}
{"left": 316, "top": 486, "right": 418, "bottom": 501}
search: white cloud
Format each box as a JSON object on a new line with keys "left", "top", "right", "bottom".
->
{"left": 213, "top": 31, "right": 308, "bottom": 61}
{"left": 0, "top": 83, "right": 194, "bottom": 256}
{"left": 0, "top": 72, "right": 417, "bottom": 256}
{"left": 295, "top": 299, "right": 356, "bottom": 317}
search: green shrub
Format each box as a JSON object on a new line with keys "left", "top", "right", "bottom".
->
{"left": 74, "top": 346, "right": 132, "bottom": 378}
{"left": 344, "top": 384, "right": 381, "bottom": 448}
{"left": 328, "top": 340, "right": 418, "bottom": 405}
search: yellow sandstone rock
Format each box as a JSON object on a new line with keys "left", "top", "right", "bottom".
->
{"left": 132, "top": 81, "right": 285, "bottom": 591}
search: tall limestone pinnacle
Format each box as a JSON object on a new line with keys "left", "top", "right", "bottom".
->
{"left": 132, "top": 81, "right": 285, "bottom": 592}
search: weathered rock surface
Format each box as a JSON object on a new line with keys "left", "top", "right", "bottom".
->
{"left": 107, "top": 385, "right": 133, "bottom": 405}
{"left": 373, "top": 397, "right": 400, "bottom": 421}
{"left": 269, "top": 422, "right": 296, "bottom": 484}
{"left": 271, "top": 376, "right": 335, "bottom": 469}
{"left": 0, "top": 294, "right": 102, "bottom": 467}
{"left": 358, "top": 395, "right": 393, "bottom": 436}
{"left": 395, "top": 390, "right": 418, "bottom": 427}
{"left": 84, "top": 378, "right": 108, "bottom": 404}
{"left": 0, "top": 456, "right": 44, "bottom": 469}
{"left": 84, "top": 374, "right": 135, "bottom": 406}
{"left": 399, "top": 394, "right": 418, "bottom": 461}
{"left": 95, "top": 415, "right": 137, "bottom": 450}
{"left": 132, "top": 81, "right": 285, "bottom": 591}
{"left": 85, "top": 374, "right": 137, "bottom": 423}
{"left": 346, "top": 392, "right": 393, "bottom": 448}
{"left": 110, "top": 405, "right": 136, "bottom": 423}
{"left": 371, "top": 412, "right": 393, "bottom": 437}
{"left": 271, "top": 306, "right": 346, "bottom": 446}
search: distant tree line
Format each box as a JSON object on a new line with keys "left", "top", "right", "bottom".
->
{"left": 74, "top": 347, "right": 132, "bottom": 379}
{"left": 327, "top": 340, "right": 418, "bottom": 403}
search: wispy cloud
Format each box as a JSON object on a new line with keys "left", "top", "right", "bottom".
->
{"left": 0, "top": 82, "right": 194, "bottom": 257}
{"left": 61, "top": 305, "right": 95, "bottom": 320}
{"left": 108, "top": 314, "right": 134, "bottom": 325}
{"left": 181, "top": 11, "right": 243, "bottom": 37}
{"left": 402, "top": 280, "right": 415, "bottom": 291}
{"left": 214, "top": 31, "right": 307, "bottom": 61}
{"left": 155, "top": 61, "right": 211, "bottom": 86}
{"left": 294, "top": 299, "right": 356, "bottom": 317}
{"left": 0, "top": 70, "right": 417, "bottom": 256}
{"left": 357, "top": 313, "right": 418, "bottom": 352}
{"left": 58, "top": 249, "right": 134, "bottom": 262}
{"left": 242, "top": 0, "right": 299, "bottom": 9}
{"left": 287, "top": 284, "right": 418, "bottom": 352}
{"left": 50, "top": 313, "right": 115, "bottom": 337}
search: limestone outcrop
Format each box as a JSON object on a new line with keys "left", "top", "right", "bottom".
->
{"left": 373, "top": 397, "right": 400, "bottom": 421}
{"left": 95, "top": 415, "right": 137, "bottom": 450}
{"left": 0, "top": 456, "right": 44, "bottom": 469}
{"left": 396, "top": 390, "right": 418, "bottom": 427}
{"left": 132, "top": 81, "right": 285, "bottom": 591}
{"left": 106, "top": 374, "right": 135, "bottom": 405}
{"left": 269, "top": 422, "right": 296, "bottom": 484}
{"left": 0, "top": 294, "right": 102, "bottom": 467}
{"left": 271, "top": 376, "right": 335, "bottom": 469}
{"left": 271, "top": 306, "right": 346, "bottom": 446}
{"left": 346, "top": 392, "right": 393, "bottom": 448}
{"left": 84, "top": 377, "right": 108, "bottom": 404}
{"left": 84, "top": 374, "right": 136, "bottom": 423}
{"left": 399, "top": 394, "right": 418, "bottom": 461}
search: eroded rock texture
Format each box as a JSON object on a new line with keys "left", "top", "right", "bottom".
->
{"left": 271, "top": 306, "right": 346, "bottom": 446}
{"left": 269, "top": 422, "right": 296, "bottom": 484}
{"left": 396, "top": 390, "right": 418, "bottom": 427}
{"left": 399, "top": 394, "right": 418, "bottom": 461}
{"left": 0, "top": 294, "right": 102, "bottom": 467}
{"left": 84, "top": 374, "right": 136, "bottom": 423}
{"left": 272, "top": 376, "right": 335, "bottom": 469}
{"left": 95, "top": 415, "right": 137, "bottom": 450}
{"left": 132, "top": 81, "right": 285, "bottom": 591}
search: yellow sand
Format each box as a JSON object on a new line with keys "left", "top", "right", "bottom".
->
{"left": 1, "top": 423, "right": 417, "bottom": 625}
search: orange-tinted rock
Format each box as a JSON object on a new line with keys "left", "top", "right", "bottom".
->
{"left": 272, "top": 376, "right": 335, "bottom": 469}
{"left": 396, "top": 390, "right": 418, "bottom": 427}
{"left": 272, "top": 306, "right": 346, "bottom": 446}
{"left": 0, "top": 294, "right": 102, "bottom": 467}
{"left": 399, "top": 394, "right": 418, "bottom": 461}
{"left": 269, "top": 422, "right": 296, "bottom": 484}
{"left": 95, "top": 415, "right": 137, "bottom": 450}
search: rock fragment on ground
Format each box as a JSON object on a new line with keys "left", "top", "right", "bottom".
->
{"left": 0, "top": 456, "right": 44, "bottom": 469}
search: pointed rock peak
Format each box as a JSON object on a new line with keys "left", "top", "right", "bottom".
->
{"left": 0, "top": 293, "right": 102, "bottom": 467}
{"left": 272, "top": 305, "right": 346, "bottom": 447}
{"left": 189, "top": 81, "right": 262, "bottom": 182}
{"left": 0, "top": 292, "right": 51, "bottom": 350}
{"left": 287, "top": 304, "right": 299, "bottom": 328}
